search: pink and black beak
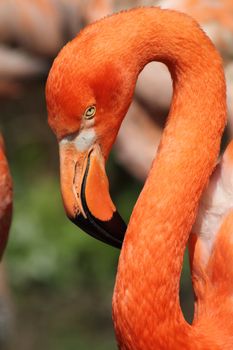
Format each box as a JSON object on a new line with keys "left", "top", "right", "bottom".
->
{"left": 59, "top": 141, "right": 126, "bottom": 248}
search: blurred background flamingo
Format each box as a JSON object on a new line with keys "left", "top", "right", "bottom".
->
{"left": 0, "top": 0, "right": 233, "bottom": 349}
{"left": 0, "top": 135, "right": 13, "bottom": 349}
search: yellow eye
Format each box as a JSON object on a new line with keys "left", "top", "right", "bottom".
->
{"left": 84, "top": 105, "right": 96, "bottom": 119}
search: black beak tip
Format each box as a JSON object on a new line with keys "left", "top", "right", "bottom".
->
{"left": 70, "top": 211, "right": 127, "bottom": 249}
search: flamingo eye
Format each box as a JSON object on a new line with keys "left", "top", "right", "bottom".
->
{"left": 84, "top": 106, "right": 96, "bottom": 120}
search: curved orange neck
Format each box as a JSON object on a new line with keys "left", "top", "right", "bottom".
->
{"left": 111, "top": 8, "right": 226, "bottom": 349}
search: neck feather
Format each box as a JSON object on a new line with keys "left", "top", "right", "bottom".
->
{"left": 111, "top": 8, "right": 226, "bottom": 349}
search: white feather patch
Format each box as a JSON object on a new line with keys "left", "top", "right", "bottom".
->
{"left": 193, "top": 156, "right": 233, "bottom": 264}
{"left": 59, "top": 128, "right": 97, "bottom": 152}
{"left": 74, "top": 128, "right": 96, "bottom": 151}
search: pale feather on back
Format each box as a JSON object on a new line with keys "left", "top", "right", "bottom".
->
{"left": 193, "top": 142, "right": 233, "bottom": 264}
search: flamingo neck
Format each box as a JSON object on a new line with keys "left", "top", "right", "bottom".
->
{"left": 112, "top": 8, "right": 226, "bottom": 349}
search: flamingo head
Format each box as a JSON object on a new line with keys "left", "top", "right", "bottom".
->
{"left": 46, "top": 23, "right": 137, "bottom": 248}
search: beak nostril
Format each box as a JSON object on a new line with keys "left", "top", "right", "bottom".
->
{"left": 60, "top": 132, "right": 78, "bottom": 144}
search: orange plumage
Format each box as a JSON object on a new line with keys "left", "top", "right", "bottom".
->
{"left": 0, "top": 135, "right": 12, "bottom": 258}
{"left": 46, "top": 7, "right": 233, "bottom": 349}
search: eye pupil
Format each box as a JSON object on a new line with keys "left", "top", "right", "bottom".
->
{"left": 84, "top": 106, "right": 96, "bottom": 119}
{"left": 87, "top": 107, "right": 94, "bottom": 115}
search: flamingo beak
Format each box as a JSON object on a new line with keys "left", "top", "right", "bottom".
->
{"left": 59, "top": 142, "right": 126, "bottom": 248}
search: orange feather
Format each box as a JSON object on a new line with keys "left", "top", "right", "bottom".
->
{"left": 0, "top": 135, "right": 12, "bottom": 258}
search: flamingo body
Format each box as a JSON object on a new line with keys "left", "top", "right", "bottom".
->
{"left": 0, "top": 135, "right": 12, "bottom": 258}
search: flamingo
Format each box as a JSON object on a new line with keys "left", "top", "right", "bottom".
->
{"left": 0, "top": 135, "right": 13, "bottom": 347}
{"left": 0, "top": 134, "right": 12, "bottom": 258}
{"left": 46, "top": 7, "right": 233, "bottom": 349}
